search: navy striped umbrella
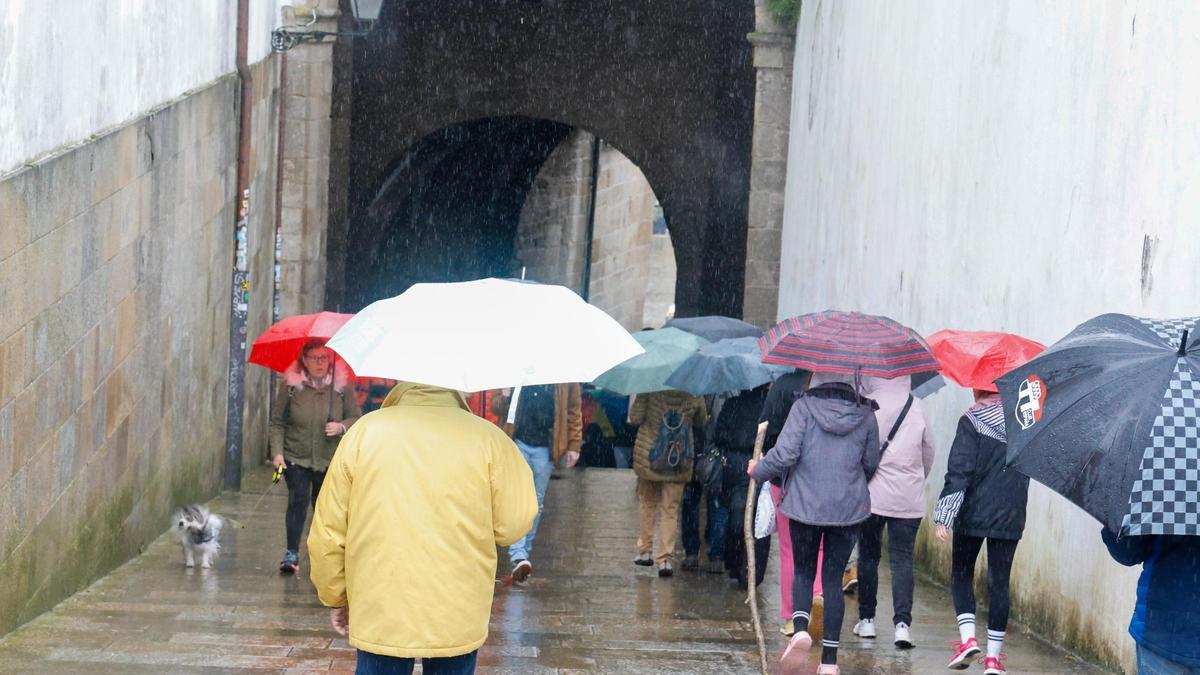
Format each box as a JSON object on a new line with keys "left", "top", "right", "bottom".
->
{"left": 759, "top": 311, "right": 938, "bottom": 378}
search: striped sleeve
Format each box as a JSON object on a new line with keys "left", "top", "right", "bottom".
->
{"left": 934, "top": 490, "right": 965, "bottom": 528}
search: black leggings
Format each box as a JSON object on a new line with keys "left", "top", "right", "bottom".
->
{"left": 789, "top": 521, "right": 859, "bottom": 662}
{"left": 951, "top": 533, "right": 1019, "bottom": 632}
{"left": 284, "top": 463, "right": 325, "bottom": 552}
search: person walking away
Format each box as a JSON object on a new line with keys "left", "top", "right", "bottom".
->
{"left": 716, "top": 386, "right": 771, "bottom": 586}
{"left": 852, "top": 376, "right": 935, "bottom": 649}
{"left": 630, "top": 389, "right": 708, "bottom": 577}
{"left": 933, "top": 390, "right": 1029, "bottom": 674}
{"left": 1102, "top": 530, "right": 1200, "bottom": 674}
{"left": 491, "top": 383, "right": 582, "bottom": 585}
{"left": 750, "top": 372, "right": 881, "bottom": 675}
{"left": 758, "top": 369, "right": 823, "bottom": 637}
{"left": 269, "top": 339, "right": 362, "bottom": 574}
{"left": 681, "top": 393, "right": 730, "bottom": 573}
{"left": 308, "top": 382, "right": 538, "bottom": 675}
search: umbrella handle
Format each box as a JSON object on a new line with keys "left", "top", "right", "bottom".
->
{"left": 506, "top": 386, "right": 523, "bottom": 425}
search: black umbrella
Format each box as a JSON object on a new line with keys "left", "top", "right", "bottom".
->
{"left": 996, "top": 314, "right": 1200, "bottom": 536}
{"left": 666, "top": 315, "right": 763, "bottom": 342}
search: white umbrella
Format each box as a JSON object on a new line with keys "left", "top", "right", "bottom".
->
{"left": 326, "top": 278, "right": 644, "bottom": 392}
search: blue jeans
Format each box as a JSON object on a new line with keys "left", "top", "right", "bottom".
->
{"left": 356, "top": 649, "right": 477, "bottom": 675}
{"left": 1139, "top": 644, "right": 1200, "bottom": 674}
{"left": 681, "top": 480, "right": 726, "bottom": 560}
{"left": 613, "top": 445, "right": 633, "bottom": 469}
{"left": 508, "top": 439, "right": 553, "bottom": 564}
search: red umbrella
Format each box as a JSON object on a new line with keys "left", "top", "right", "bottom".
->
{"left": 927, "top": 329, "right": 1045, "bottom": 392}
{"left": 249, "top": 311, "right": 355, "bottom": 373}
{"left": 759, "top": 311, "right": 939, "bottom": 378}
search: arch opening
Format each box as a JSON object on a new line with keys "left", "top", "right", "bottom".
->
{"left": 345, "top": 116, "right": 677, "bottom": 330}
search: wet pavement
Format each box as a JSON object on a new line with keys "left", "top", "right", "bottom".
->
{"left": 0, "top": 466, "right": 1111, "bottom": 674}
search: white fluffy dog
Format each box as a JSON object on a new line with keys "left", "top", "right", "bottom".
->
{"left": 173, "top": 504, "right": 223, "bottom": 569}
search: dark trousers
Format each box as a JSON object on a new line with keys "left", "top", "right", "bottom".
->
{"left": 681, "top": 480, "right": 727, "bottom": 560}
{"left": 283, "top": 463, "right": 325, "bottom": 552}
{"left": 721, "top": 451, "right": 770, "bottom": 586}
{"left": 951, "top": 533, "right": 1019, "bottom": 632}
{"left": 790, "top": 520, "right": 859, "bottom": 655}
{"left": 356, "top": 650, "right": 477, "bottom": 675}
{"left": 857, "top": 514, "right": 922, "bottom": 625}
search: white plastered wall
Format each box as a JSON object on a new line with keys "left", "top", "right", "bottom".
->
{"left": 779, "top": 2, "right": 1200, "bottom": 671}
{"left": 1, "top": 0, "right": 282, "bottom": 175}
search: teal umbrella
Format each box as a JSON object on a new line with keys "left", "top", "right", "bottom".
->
{"left": 593, "top": 327, "right": 710, "bottom": 395}
{"left": 664, "top": 337, "right": 793, "bottom": 396}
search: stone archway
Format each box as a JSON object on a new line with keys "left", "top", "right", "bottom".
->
{"left": 325, "top": 0, "right": 756, "bottom": 318}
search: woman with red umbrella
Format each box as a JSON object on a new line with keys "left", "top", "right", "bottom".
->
{"left": 928, "top": 330, "right": 1043, "bottom": 675}
{"left": 269, "top": 338, "right": 362, "bottom": 574}
{"left": 251, "top": 312, "right": 363, "bottom": 574}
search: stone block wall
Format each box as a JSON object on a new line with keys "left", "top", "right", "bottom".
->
{"left": 277, "top": 6, "right": 338, "bottom": 318}
{"left": 588, "top": 143, "right": 667, "bottom": 330}
{"left": 513, "top": 132, "right": 593, "bottom": 291}
{"left": 0, "top": 59, "right": 280, "bottom": 634}
{"left": 514, "top": 132, "right": 675, "bottom": 331}
{"left": 243, "top": 59, "right": 283, "bottom": 471}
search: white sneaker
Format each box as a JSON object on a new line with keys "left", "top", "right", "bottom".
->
{"left": 853, "top": 618, "right": 876, "bottom": 638}
{"left": 894, "top": 622, "right": 914, "bottom": 649}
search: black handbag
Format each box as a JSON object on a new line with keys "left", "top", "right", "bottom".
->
{"left": 694, "top": 444, "right": 724, "bottom": 492}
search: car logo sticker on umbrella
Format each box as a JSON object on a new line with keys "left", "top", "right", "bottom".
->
{"left": 1015, "top": 375, "right": 1047, "bottom": 430}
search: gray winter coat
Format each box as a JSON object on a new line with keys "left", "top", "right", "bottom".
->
{"left": 751, "top": 383, "right": 882, "bottom": 527}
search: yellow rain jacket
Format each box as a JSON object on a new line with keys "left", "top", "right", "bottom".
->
{"left": 308, "top": 382, "right": 538, "bottom": 658}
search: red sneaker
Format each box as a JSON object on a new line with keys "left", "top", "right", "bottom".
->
{"left": 982, "top": 656, "right": 1007, "bottom": 674}
{"left": 947, "top": 638, "right": 981, "bottom": 669}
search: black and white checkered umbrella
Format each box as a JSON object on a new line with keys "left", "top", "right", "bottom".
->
{"left": 996, "top": 314, "right": 1200, "bottom": 536}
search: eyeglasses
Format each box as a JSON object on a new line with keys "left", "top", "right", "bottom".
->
{"left": 303, "top": 353, "right": 330, "bottom": 363}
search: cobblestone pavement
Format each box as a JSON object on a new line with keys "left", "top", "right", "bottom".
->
{"left": 0, "top": 466, "right": 1111, "bottom": 674}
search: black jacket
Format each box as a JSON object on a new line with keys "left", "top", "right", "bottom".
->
{"left": 935, "top": 413, "right": 1029, "bottom": 541}
{"left": 714, "top": 388, "right": 770, "bottom": 454}
{"left": 758, "top": 370, "right": 812, "bottom": 452}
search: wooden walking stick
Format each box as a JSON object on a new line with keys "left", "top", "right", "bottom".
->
{"left": 744, "top": 420, "right": 770, "bottom": 675}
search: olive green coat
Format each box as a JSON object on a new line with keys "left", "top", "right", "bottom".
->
{"left": 269, "top": 374, "right": 362, "bottom": 472}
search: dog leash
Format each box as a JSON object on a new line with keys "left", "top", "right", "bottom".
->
{"left": 239, "top": 463, "right": 285, "bottom": 528}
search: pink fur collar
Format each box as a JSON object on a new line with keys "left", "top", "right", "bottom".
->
{"left": 283, "top": 360, "right": 352, "bottom": 393}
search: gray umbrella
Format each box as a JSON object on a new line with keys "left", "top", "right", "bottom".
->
{"left": 664, "top": 337, "right": 792, "bottom": 396}
{"left": 666, "top": 316, "right": 763, "bottom": 342}
{"left": 997, "top": 314, "right": 1200, "bottom": 536}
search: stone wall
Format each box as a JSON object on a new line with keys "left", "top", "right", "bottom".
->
{"left": 243, "top": 60, "right": 284, "bottom": 472}
{"left": 780, "top": 3, "right": 1200, "bottom": 671}
{"left": 742, "top": 0, "right": 796, "bottom": 328}
{"left": 277, "top": 33, "right": 336, "bottom": 318}
{"left": 0, "top": 59, "right": 280, "bottom": 634}
{"left": 513, "top": 133, "right": 593, "bottom": 290}
{"left": 514, "top": 132, "right": 676, "bottom": 331}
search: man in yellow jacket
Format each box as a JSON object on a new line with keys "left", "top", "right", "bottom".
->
{"left": 308, "top": 382, "right": 538, "bottom": 674}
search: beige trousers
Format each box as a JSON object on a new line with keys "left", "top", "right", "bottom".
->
{"left": 636, "top": 478, "right": 685, "bottom": 564}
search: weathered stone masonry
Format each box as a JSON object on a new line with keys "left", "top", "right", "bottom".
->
{"left": 0, "top": 59, "right": 280, "bottom": 634}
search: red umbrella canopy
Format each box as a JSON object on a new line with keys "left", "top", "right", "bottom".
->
{"left": 759, "top": 311, "right": 939, "bottom": 378}
{"left": 249, "top": 311, "right": 354, "bottom": 373}
{"left": 927, "top": 329, "right": 1045, "bottom": 392}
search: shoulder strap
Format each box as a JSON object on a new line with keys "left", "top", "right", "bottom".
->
{"left": 881, "top": 395, "right": 914, "bottom": 452}
{"left": 887, "top": 395, "right": 914, "bottom": 442}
